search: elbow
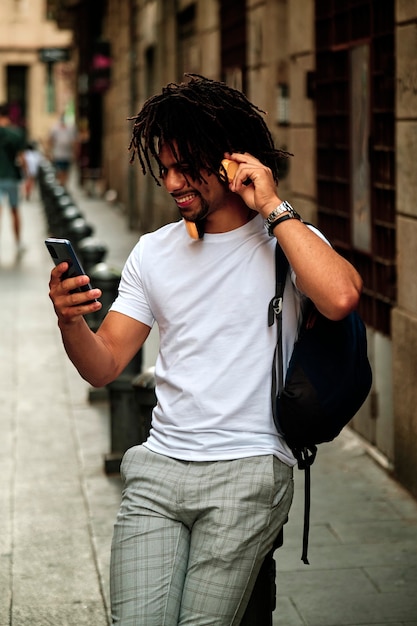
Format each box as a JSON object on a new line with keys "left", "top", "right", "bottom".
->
{"left": 329, "top": 283, "right": 362, "bottom": 321}
{"left": 83, "top": 368, "right": 119, "bottom": 388}
{"left": 77, "top": 361, "right": 120, "bottom": 389}
{"left": 79, "top": 371, "right": 109, "bottom": 388}
{"left": 330, "top": 296, "right": 359, "bottom": 321}
{"left": 85, "top": 374, "right": 112, "bottom": 388}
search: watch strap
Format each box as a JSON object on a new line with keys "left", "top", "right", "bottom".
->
{"left": 265, "top": 201, "right": 301, "bottom": 235}
{"left": 267, "top": 213, "right": 293, "bottom": 235}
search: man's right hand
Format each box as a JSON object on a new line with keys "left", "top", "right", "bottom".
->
{"left": 48, "top": 262, "right": 102, "bottom": 326}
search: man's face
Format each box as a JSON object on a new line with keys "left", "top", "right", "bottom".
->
{"left": 158, "top": 142, "right": 227, "bottom": 224}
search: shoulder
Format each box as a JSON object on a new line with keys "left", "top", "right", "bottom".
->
{"left": 126, "top": 220, "right": 183, "bottom": 263}
{"left": 1, "top": 125, "right": 24, "bottom": 148}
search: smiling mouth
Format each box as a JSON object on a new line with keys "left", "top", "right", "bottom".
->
{"left": 173, "top": 193, "right": 198, "bottom": 209}
{"left": 174, "top": 193, "right": 197, "bottom": 207}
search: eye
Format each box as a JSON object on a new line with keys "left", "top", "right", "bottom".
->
{"left": 178, "top": 163, "right": 191, "bottom": 175}
{"left": 159, "top": 166, "right": 168, "bottom": 179}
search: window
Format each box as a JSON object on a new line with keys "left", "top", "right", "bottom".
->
{"left": 220, "top": 0, "right": 247, "bottom": 92}
{"left": 315, "top": 0, "right": 395, "bottom": 336}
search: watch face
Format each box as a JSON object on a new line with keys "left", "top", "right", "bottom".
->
{"left": 267, "top": 202, "right": 289, "bottom": 223}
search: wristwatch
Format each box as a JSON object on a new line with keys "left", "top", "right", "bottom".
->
{"left": 264, "top": 200, "right": 300, "bottom": 236}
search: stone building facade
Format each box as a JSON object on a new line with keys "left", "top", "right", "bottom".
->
{"left": 392, "top": 0, "right": 417, "bottom": 500}
{"left": 51, "top": 0, "right": 417, "bottom": 501}
{"left": 0, "top": 0, "right": 73, "bottom": 145}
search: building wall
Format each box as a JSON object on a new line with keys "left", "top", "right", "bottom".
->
{"left": 246, "top": 0, "right": 292, "bottom": 204}
{"left": 392, "top": 0, "right": 417, "bottom": 498}
{"left": 0, "top": 0, "right": 73, "bottom": 145}
{"left": 101, "top": 0, "right": 134, "bottom": 215}
{"left": 100, "top": 0, "right": 316, "bottom": 232}
{"left": 287, "top": 0, "right": 316, "bottom": 224}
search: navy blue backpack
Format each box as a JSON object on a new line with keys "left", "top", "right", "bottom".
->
{"left": 269, "top": 242, "right": 372, "bottom": 564}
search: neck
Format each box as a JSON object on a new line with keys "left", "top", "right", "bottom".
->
{"left": 204, "top": 199, "right": 256, "bottom": 234}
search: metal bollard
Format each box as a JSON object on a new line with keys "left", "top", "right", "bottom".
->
{"left": 85, "top": 261, "right": 122, "bottom": 404}
{"left": 43, "top": 183, "right": 67, "bottom": 233}
{"left": 66, "top": 217, "right": 94, "bottom": 254}
{"left": 85, "top": 262, "right": 145, "bottom": 474}
{"left": 59, "top": 205, "right": 83, "bottom": 238}
{"left": 77, "top": 237, "right": 108, "bottom": 273}
{"left": 103, "top": 350, "right": 143, "bottom": 475}
{"left": 53, "top": 194, "right": 76, "bottom": 236}
{"left": 104, "top": 366, "right": 155, "bottom": 474}
{"left": 131, "top": 367, "right": 156, "bottom": 444}
{"left": 38, "top": 170, "right": 57, "bottom": 212}
{"left": 87, "top": 262, "right": 121, "bottom": 331}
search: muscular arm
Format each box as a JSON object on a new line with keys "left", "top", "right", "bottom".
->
{"left": 227, "top": 153, "right": 363, "bottom": 320}
{"left": 271, "top": 218, "right": 362, "bottom": 320}
{"left": 49, "top": 263, "right": 151, "bottom": 387}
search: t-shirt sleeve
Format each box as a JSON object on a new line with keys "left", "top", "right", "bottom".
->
{"left": 109, "top": 238, "right": 155, "bottom": 328}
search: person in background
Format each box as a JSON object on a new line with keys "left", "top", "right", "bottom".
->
{"left": 0, "top": 102, "right": 26, "bottom": 253}
{"left": 23, "top": 140, "right": 42, "bottom": 200}
{"left": 47, "top": 75, "right": 363, "bottom": 625}
{"left": 47, "top": 114, "right": 78, "bottom": 187}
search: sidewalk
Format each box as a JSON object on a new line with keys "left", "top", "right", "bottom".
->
{"left": 1, "top": 179, "right": 417, "bottom": 626}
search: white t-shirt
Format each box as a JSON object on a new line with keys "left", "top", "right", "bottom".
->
{"left": 110, "top": 213, "right": 310, "bottom": 466}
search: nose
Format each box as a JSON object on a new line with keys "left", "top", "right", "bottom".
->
{"left": 163, "top": 168, "right": 186, "bottom": 193}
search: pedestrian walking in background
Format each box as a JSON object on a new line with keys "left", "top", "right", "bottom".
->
{"left": 47, "top": 114, "right": 78, "bottom": 187}
{"left": 0, "top": 102, "right": 26, "bottom": 254}
{"left": 47, "top": 75, "right": 364, "bottom": 625}
{"left": 23, "top": 140, "right": 42, "bottom": 200}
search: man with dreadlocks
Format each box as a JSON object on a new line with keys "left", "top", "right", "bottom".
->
{"left": 48, "top": 75, "right": 362, "bottom": 625}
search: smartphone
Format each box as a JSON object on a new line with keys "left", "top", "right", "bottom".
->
{"left": 220, "top": 158, "right": 252, "bottom": 186}
{"left": 220, "top": 158, "right": 238, "bottom": 182}
{"left": 45, "top": 237, "right": 96, "bottom": 298}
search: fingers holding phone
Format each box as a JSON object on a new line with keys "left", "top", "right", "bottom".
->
{"left": 49, "top": 263, "right": 102, "bottom": 324}
{"left": 221, "top": 153, "right": 280, "bottom": 216}
{"left": 46, "top": 239, "right": 102, "bottom": 324}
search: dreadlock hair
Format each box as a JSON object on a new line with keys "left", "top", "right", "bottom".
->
{"left": 128, "top": 74, "right": 292, "bottom": 186}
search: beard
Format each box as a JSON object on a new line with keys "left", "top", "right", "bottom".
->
{"left": 181, "top": 195, "right": 210, "bottom": 224}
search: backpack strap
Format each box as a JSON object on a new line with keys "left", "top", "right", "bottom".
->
{"left": 293, "top": 446, "right": 317, "bottom": 564}
{"left": 269, "top": 241, "right": 315, "bottom": 565}
{"left": 268, "top": 243, "right": 288, "bottom": 424}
